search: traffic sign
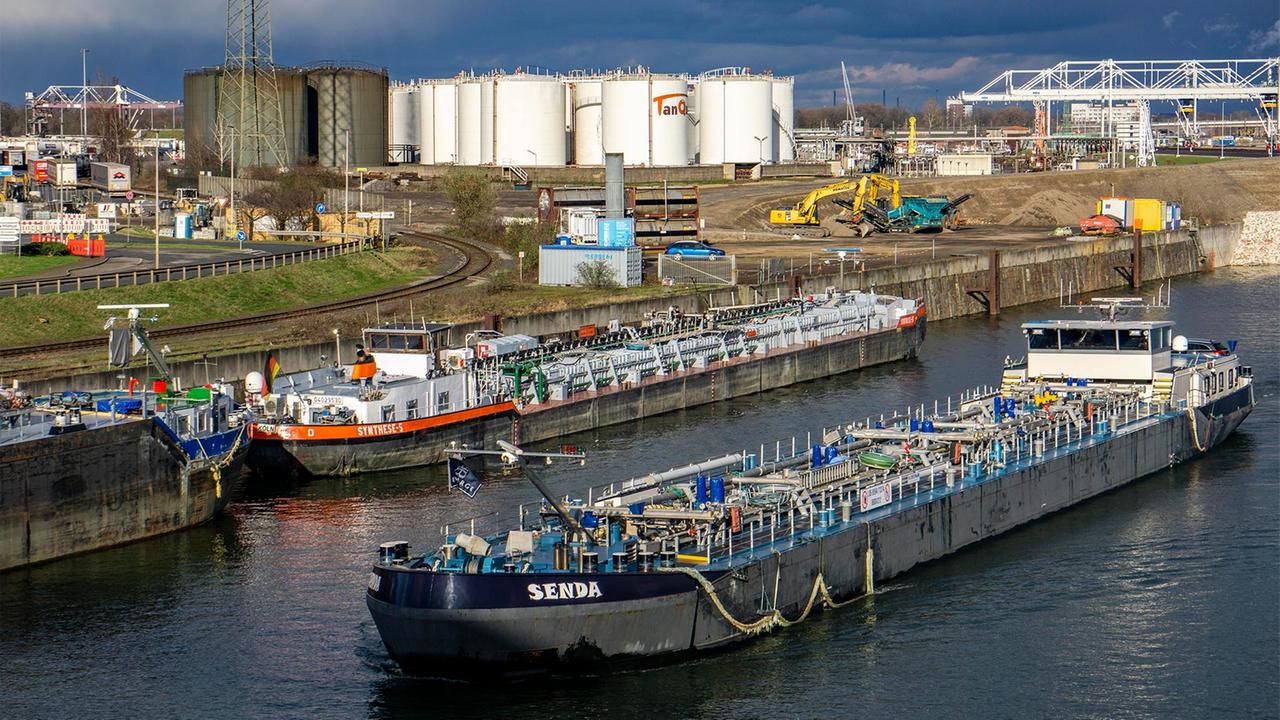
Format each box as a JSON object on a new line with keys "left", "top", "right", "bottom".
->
{"left": 315, "top": 202, "right": 326, "bottom": 214}
{"left": 126, "top": 191, "right": 135, "bottom": 201}
{"left": 356, "top": 211, "right": 395, "bottom": 219}
{"left": 236, "top": 230, "right": 247, "bottom": 241}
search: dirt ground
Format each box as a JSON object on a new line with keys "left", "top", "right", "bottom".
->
{"left": 696, "top": 158, "right": 1279, "bottom": 265}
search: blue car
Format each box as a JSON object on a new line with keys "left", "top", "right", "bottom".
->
{"left": 664, "top": 241, "right": 725, "bottom": 258}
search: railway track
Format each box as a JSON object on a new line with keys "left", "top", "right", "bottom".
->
{"left": 0, "top": 232, "right": 493, "bottom": 360}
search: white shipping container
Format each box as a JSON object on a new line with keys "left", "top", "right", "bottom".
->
{"left": 1098, "top": 197, "right": 1133, "bottom": 228}
{"left": 91, "top": 162, "right": 131, "bottom": 193}
{"left": 539, "top": 245, "right": 643, "bottom": 288}
{"left": 49, "top": 161, "right": 77, "bottom": 187}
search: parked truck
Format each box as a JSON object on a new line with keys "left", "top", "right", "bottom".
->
{"left": 48, "top": 160, "right": 78, "bottom": 187}
{"left": 90, "top": 162, "right": 131, "bottom": 194}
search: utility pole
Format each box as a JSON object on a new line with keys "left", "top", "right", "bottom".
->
{"left": 81, "top": 48, "right": 89, "bottom": 140}
{"left": 230, "top": 126, "right": 237, "bottom": 243}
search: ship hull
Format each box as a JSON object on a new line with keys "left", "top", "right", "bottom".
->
{"left": 366, "top": 384, "right": 1252, "bottom": 675}
{"left": 0, "top": 419, "right": 248, "bottom": 571}
{"left": 253, "top": 320, "right": 927, "bottom": 477}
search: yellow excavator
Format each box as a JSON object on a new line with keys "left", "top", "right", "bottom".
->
{"left": 769, "top": 174, "right": 901, "bottom": 237}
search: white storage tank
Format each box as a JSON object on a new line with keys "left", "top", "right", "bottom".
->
{"left": 771, "top": 77, "right": 794, "bottom": 163}
{"left": 602, "top": 74, "right": 690, "bottom": 166}
{"left": 486, "top": 75, "right": 566, "bottom": 166}
{"left": 571, "top": 77, "right": 605, "bottom": 165}
{"left": 429, "top": 81, "right": 458, "bottom": 164}
{"left": 390, "top": 84, "right": 418, "bottom": 149}
{"left": 699, "top": 75, "right": 774, "bottom": 164}
{"left": 686, "top": 80, "right": 699, "bottom": 163}
{"left": 416, "top": 81, "right": 434, "bottom": 163}
{"left": 455, "top": 78, "right": 483, "bottom": 165}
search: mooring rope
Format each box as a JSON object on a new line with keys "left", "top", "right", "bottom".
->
{"left": 659, "top": 563, "right": 867, "bottom": 635}
{"left": 1187, "top": 408, "right": 1210, "bottom": 453}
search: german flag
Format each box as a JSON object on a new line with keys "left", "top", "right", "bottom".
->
{"left": 264, "top": 354, "right": 281, "bottom": 394}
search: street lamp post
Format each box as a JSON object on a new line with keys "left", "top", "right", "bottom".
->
{"left": 357, "top": 167, "right": 367, "bottom": 213}
{"left": 343, "top": 128, "right": 350, "bottom": 231}
{"left": 154, "top": 144, "right": 160, "bottom": 268}
{"left": 754, "top": 135, "right": 766, "bottom": 164}
{"left": 527, "top": 149, "right": 537, "bottom": 166}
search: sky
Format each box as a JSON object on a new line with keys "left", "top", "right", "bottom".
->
{"left": 1, "top": 0, "right": 1278, "bottom": 109}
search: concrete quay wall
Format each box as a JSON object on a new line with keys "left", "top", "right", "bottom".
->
{"left": 28, "top": 224, "right": 1240, "bottom": 394}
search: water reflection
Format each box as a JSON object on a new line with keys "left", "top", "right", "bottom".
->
{"left": 1, "top": 268, "right": 1276, "bottom": 719}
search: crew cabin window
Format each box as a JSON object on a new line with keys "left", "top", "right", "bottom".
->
{"left": 381, "top": 404, "right": 396, "bottom": 422}
{"left": 1059, "top": 329, "right": 1118, "bottom": 351}
{"left": 1118, "top": 329, "right": 1150, "bottom": 352}
{"left": 1027, "top": 328, "right": 1059, "bottom": 350}
{"left": 436, "top": 391, "right": 450, "bottom": 414}
{"left": 1218, "top": 371, "right": 1224, "bottom": 392}
{"left": 406, "top": 399, "right": 419, "bottom": 420}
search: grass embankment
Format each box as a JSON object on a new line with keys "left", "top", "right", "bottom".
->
{"left": 1155, "top": 154, "right": 1223, "bottom": 165}
{"left": 0, "top": 246, "right": 436, "bottom": 348}
{"left": 0, "top": 255, "right": 82, "bottom": 280}
{"left": 430, "top": 281, "right": 681, "bottom": 325}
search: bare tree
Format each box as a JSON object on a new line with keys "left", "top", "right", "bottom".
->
{"left": 919, "top": 98, "right": 944, "bottom": 130}
{"left": 238, "top": 188, "right": 274, "bottom": 242}
{"left": 92, "top": 106, "right": 137, "bottom": 166}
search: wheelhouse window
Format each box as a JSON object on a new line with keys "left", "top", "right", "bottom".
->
{"left": 1118, "top": 329, "right": 1150, "bottom": 352}
{"left": 1059, "top": 329, "right": 1118, "bottom": 351}
{"left": 1027, "top": 328, "right": 1059, "bottom": 350}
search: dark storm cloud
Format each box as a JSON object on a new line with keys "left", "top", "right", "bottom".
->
{"left": 2, "top": 0, "right": 1277, "bottom": 108}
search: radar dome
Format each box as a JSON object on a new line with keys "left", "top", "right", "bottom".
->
{"left": 245, "top": 371, "right": 266, "bottom": 394}
{"left": 1172, "top": 335, "right": 1188, "bottom": 352}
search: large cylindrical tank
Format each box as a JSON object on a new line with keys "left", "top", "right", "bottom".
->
{"left": 602, "top": 74, "right": 689, "bottom": 166}
{"left": 430, "top": 81, "right": 458, "bottom": 164}
{"left": 771, "top": 77, "right": 795, "bottom": 163}
{"left": 476, "top": 76, "right": 566, "bottom": 165}
{"left": 494, "top": 76, "right": 565, "bottom": 165}
{"left": 306, "top": 65, "right": 388, "bottom": 167}
{"left": 182, "top": 67, "right": 307, "bottom": 168}
{"left": 686, "top": 80, "right": 699, "bottom": 163}
{"left": 416, "top": 82, "right": 434, "bottom": 163}
{"left": 698, "top": 75, "right": 773, "bottom": 164}
{"left": 455, "top": 78, "right": 483, "bottom": 165}
{"left": 390, "top": 84, "right": 418, "bottom": 149}
{"left": 480, "top": 78, "right": 496, "bottom": 164}
{"left": 571, "top": 78, "right": 604, "bottom": 165}
{"left": 182, "top": 69, "right": 221, "bottom": 165}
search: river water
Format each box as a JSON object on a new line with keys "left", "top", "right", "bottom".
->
{"left": 2, "top": 267, "right": 1277, "bottom": 719}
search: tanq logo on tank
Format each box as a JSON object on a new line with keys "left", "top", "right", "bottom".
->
{"left": 652, "top": 92, "right": 688, "bottom": 116}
